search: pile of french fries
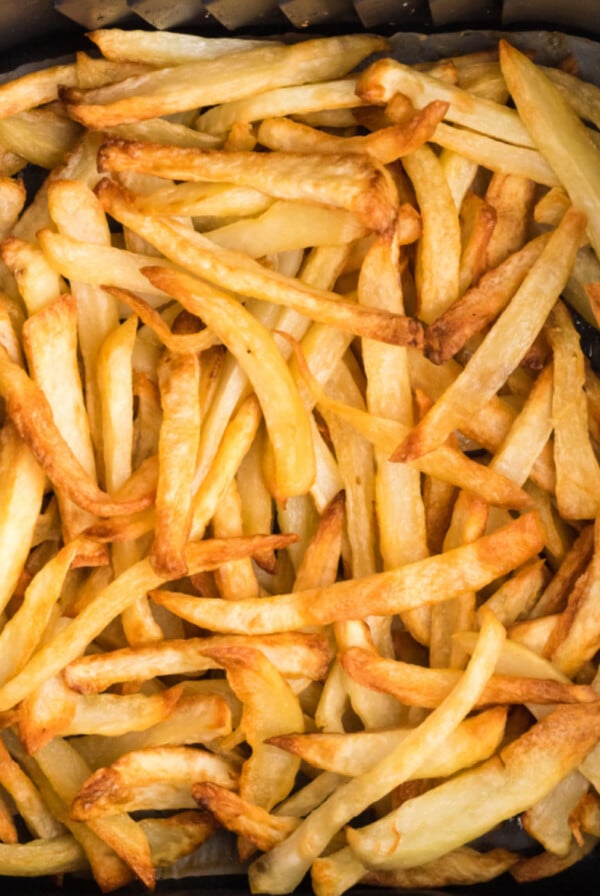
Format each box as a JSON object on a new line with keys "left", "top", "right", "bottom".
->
{"left": 0, "top": 24, "right": 600, "bottom": 894}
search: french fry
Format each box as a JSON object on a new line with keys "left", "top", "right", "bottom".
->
{"left": 98, "top": 139, "right": 398, "bottom": 233}
{"left": 197, "top": 79, "right": 365, "bottom": 135}
{"left": 402, "top": 145, "right": 460, "bottom": 322}
{"left": 151, "top": 512, "right": 544, "bottom": 634}
{"left": 142, "top": 265, "right": 315, "bottom": 502}
{"left": 0, "top": 29, "right": 599, "bottom": 895}
{"left": 393, "top": 208, "right": 586, "bottom": 462}
{"left": 356, "top": 57, "right": 534, "bottom": 146}
{"left": 270, "top": 706, "right": 507, "bottom": 778}
{"left": 347, "top": 703, "right": 600, "bottom": 872}
{"left": 248, "top": 609, "right": 505, "bottom": 893}
{"left": 256, "top": 100, "right": 448, "bottom": 163}
{"left": 96, "top": 179, "right": 423, "bottom": 348}
{"left": 87, "top": 29, "right": 279, "bottom": 66}
{"left": 71, "top": 745, "right": 239, "bottom": 819}
{"left": 500, "top": 40, "right": 600, "bottom": 259}
{"left": 64, "top": 35, "right": 388, "bottom": 128}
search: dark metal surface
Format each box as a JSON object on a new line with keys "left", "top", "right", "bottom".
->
{"left": 1, "top": 1, "right": 599, "bottom": 44}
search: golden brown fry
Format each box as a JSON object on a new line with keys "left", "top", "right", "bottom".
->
{"left": 0, "top": 344, "right": 151, "bottom": 518}
{"left": 394, "top": 208, "right": 586, "bottom": 462}
{"left": 152, "top": 511, "right": 544, "bottom": 634}
{"left": 425, "top": 232, "right": 551, "bottom": 364}
{"left": 340, "top": 646, "right": 599, "bottom": 708}
{"left": 98, "top": 138, "right": 398, "bottom": 233}
{"left": 257, "top": 100, "right": 448, "bottom": 163}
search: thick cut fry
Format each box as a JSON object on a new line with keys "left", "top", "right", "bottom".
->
{"left": 0, "top": 64, "right": 77, "bottom": 120}
{"left": 152, "top": 511, "right": 544, "bottom": 634}
{"left": 270, "top": 706, "right": 506, "bottom": 777}
{"left": 38, "top": 229, "right": 171, "bottom": 305}
{"left": 402, "top": 145, "right": 460, "bottom": 322}
{"left": 500, "top": 40, "right": 600, "bottom": 258}
{"left": 547, "top": 300, "right": 600, "bottom": 519}
{"left": 205, "top": 200, "right": 367, "bottom": 257}
{"left": 356, "top": 57, "right": 534, "bottom": 146}
{"left": 64, "top": 631, "right": 330, "bottom": 693}
{"left": 197, "top": 79, "right": 364, "bottom": 135}
{"left": 87, "top": 29, "right": 278, "bottom": 65}
{"left": 394, "top": 208, "right": 586, "bottom": 462}
{"left": 0, "top": 423, "right": 45, "bottom": 616}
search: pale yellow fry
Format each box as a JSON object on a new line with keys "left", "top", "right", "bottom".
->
{"left": 47, "top": 178, "right": 120, "bottom": 461}
{"left": 500, "top": 40, "right": 600, "bottom": 259}
{"left": 548, "top": 300, "right": 600, "bottom": 519}
{"left": 248, "top": 609, "right": 505, "bottom": 894}
{"left": 1, "top": 236, "right": 63, "bottom": 314}
{"left": 347, "top": 703, "right": 600, "bottom": 872}
{"left": 134, "top": 182, "right": 272, "bottom": 218}
{"left": 197, "top": 78, "right": 363, "bottom": 135}
{"left": 65, "top": 35, "right": 387, "bottom": 128}
{"left": 87, "top": 28, "right": 278, "bottom": 65}
{"left": 428, "top": 122, "right": 559, "bottom": 186}
{"left": 0, "top": 836, "right": 86, "bottom": 876}
{"left": 38, "top": 229, "right": 171, "bottom": 306}
{"left": 0, "top": 423, "right": 45, "bottom": 616}
{"left": 191, "top": 395, "right": 262, "bottom": 538}
{"left": 108, "top": 118, "right": 221, "bottom": 149}
{"left": 96, "top": 179, "right": 423, "bottom": 348}
{"left": 356, "top": 57, "right": 534, "bottom": 146}
{"left": 0, "top": 63, "right": 77, "bottom": 119}
{"left": 143, "top": 264, "right": 315, "bottom": 501}
{"left": 64, "top": 631, "right": 330, "bottom": 693}
{"left": 271, "top": 705, "right": 506, "bottom": 777}
{"left": 152, "top": 512, "right": 544, "bottom": 635}
{"left": 0, "top": 108, "right": 81, "bottom": 169}
{"left": 402, "top": 145, "right": 460, "bottom": 322}
{"left": 204, "top": 200, "right": 367, "bottom": 257}
{"left": 394, "top": 208, "right": 586, "bottom": 462}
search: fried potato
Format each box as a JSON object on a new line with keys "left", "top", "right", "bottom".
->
{"left": 64, "top": 35, "right": 387, "bottom": 128}
{"left": 0, "top": 28, "right": 599, "bottom": 896}
{"left": 71, "top": 746, "right": 239, "bottom": 819}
